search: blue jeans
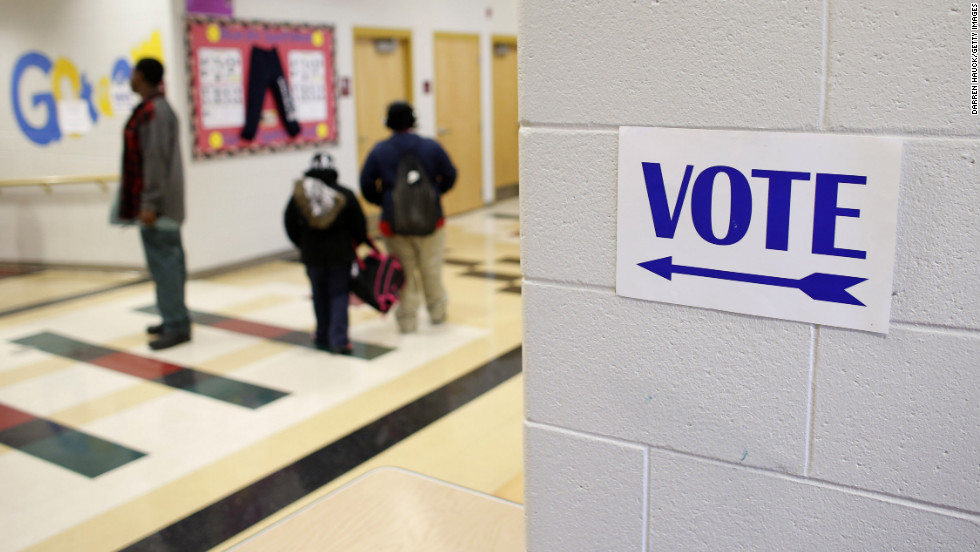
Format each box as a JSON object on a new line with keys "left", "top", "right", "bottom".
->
{"left": 306, "top": 265, "right": 351, "bottom": 349}
{"left": 140, "top": 226, "right": 191, "bottom": 335}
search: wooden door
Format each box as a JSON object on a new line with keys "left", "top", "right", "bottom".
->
{"left": 434, "top": 33, "right": 484, "bottom": 216}
{"left": 492, "top": 37, "right": 519, "bottom": 194}
{"left": 353, "top": 29, "right": 412, "bottom": 215}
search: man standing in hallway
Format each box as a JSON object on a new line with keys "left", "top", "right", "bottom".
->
{"left": 360, "top": 101, "right": 457, "bottom": 333}
{"left": 118, "top": 58, "right": 191, "bottom": 350}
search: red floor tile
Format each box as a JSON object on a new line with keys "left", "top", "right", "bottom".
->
{"left": 211, "top": 319, "right": 292, "bottom": 339}
{"left": 90, "top": 352, "right": 184, "bottom": 380}
{"left": 0, "top": 404, "right": 36, "bottom": 432}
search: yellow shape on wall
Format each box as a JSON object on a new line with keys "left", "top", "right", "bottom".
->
{"left": 316, "top": 123, "right": 328, "bottom": 138}
{"left": 51, "top": 58, "right": 81, "bottom": 101}
{"left": 132, "top": 30, "right": 165, "bottom": 64}
{"left": 97, "top": 76, "right": 113, "bottom": 116}
{"left": 206, "top": 24, "right": 222, "bottom": 44}
{"left": 209, "top": 131, "right": 224, "bottom": 149}
{"left": 312, "top": 31, "right": 324, "bottom": 47}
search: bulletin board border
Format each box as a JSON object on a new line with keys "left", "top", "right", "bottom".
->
{"left": 184, "top": 15, "right": 339, "bottom": 160}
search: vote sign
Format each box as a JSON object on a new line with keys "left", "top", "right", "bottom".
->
{"left": 617, "top": 127, "right": 902, "bottom": 333}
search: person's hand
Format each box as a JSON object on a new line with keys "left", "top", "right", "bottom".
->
{"left": 140, "top": 210, "right": 157, "bottom": 226}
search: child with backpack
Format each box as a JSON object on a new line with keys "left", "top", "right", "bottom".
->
{"left": 285, "top": 152, "right": 368, "bottom": 354}
{"left": 359, "top": 101, "right": 457, "bottom": 334}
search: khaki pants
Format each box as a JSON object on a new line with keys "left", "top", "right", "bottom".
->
{"left": 385, "top": 228, "right": 448, "bottom": 332}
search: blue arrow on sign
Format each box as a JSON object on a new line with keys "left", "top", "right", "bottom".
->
{"left": 638, "top": 257, "right": 867, "bottom": 306}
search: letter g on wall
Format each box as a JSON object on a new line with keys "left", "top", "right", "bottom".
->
{"left": 11, "top": 51, "right": 61, "bottom": 146}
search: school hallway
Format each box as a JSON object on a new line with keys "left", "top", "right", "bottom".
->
{"left": 0, "top": 198, "right": 523, "bottom": 552}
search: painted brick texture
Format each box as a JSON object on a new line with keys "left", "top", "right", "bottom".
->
{"left": 649, "top": 451, "right": 980, "bottom": 551}
{"left": 525, "top": 423, "right": 646, "bottom": 552}
{"left": 520, "top": 0, "right": 824, "bottom": 129}
{"left": 524, "top": 281, "right": 812, "bottom": 473}
{"left": 826, "top": 2, "right": 980, "bottom": 135}
{"left": 811, "top": 326, "right": 980, "bottom": 512}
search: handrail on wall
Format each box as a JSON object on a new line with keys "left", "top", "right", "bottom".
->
{"left": 0, "top": 174, "right": 118, "bottom": 195}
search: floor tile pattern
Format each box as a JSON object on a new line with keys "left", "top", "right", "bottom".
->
{"left": 120, "top": 346, "right": 522, "bottom": 552}
{"left": 0, "top": 403, "right": 145, "bottom": 477}
{"left": 135, "top": 307, "right": 394, "bottom": 361}
{"left": 11, "top": 332, "right": 289, "bottom": 409}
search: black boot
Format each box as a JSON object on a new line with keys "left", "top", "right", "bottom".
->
{"left": 149, "top": 332, "right": 191, "bottom": 350}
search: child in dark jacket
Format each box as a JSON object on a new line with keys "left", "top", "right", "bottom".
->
{"left": 285, "top": 153, "right": 368, "bottom": 354}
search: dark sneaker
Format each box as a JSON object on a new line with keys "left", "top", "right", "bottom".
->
{"left": 313, "top": 340, "right": 332, "bottom": 352}
{"left": 146, "top": 324, "right": 164, "bottom": 335}
{"left": 149, "top": 333, "right": 191, "bottom": 350}
{"left": 331, "top": 344, "right": 353, "bottom": 356}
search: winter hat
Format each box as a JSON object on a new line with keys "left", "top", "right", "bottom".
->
{"left": 309, "top": 151, "right": 337, "bottom": 172}
{"left": 385, "top": 101, "right": 416, "bottom": 131}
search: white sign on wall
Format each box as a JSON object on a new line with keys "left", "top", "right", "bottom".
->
{"left": 617, "top": 127, "right": 902, "bottom": 333}
{"left": 288, "top": 50, "right": 328, "bottom": 122}
{"left": 197, "top": 47, "right": 244, "bottom": 129}
{"left": 55, "top": 100, "right": 92, "bottom": 135}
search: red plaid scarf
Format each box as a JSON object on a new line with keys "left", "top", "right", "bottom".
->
{"left": 118, "top": 95, "right": 159, "bottom": 221}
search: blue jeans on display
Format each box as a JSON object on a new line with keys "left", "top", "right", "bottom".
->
{"left": 140, "top": 226, "right": 191, "bottom": 335}
{"left": 306, "top": 264, "right": 351, "bottom": 349}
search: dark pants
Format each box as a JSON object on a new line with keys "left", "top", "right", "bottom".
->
{"left": 140, "top": 227, "right": 191, "bottom": 335}
{"left": 306, "top": 264, "right": 351, "bottom": 349}
{"left": 241, "top": 46, "right": 301, "bottom": 140}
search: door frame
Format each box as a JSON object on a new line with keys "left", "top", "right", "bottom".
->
{"left": 432, "top": 31, "right": 485, "bottom": 216}
{"left": 491, "top": 34, "right": 518, "bottom": 199}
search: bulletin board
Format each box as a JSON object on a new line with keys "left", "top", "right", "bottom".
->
{"left": 185, "top": 17, "right": 337, "bottom": 158}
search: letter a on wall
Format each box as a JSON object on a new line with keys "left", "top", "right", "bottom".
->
{"left": 616, "top": 127, "right": 902, "bottom": 333}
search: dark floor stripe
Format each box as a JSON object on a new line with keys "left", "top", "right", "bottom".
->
{"left": 0, "top": 403, "right": 145, "bottom": 477}
{"left": 498, "top": 256, "right": 522, "bottom": 265}
{"left": 136, "top": 306, "right": 394, "bottom": 361}
{"left": 0, "top": 278, "right": 148, "bottom": 319}
{"left": 118, "top": 345, "right": 523, "bottom": 552}
{"left": 443, "top": 258, "right": 482, "bottom": 267}
{"left": 11, "top": 332, "right": 287, "bottom": 409}
{"left": 500, "top": 284, "right": 523, "bottom": 295}
{"left": 460, "top": 269, "right": 521, "bottom": 282}
{"left": 491, "top": 213, "right": 520, "bottom": 220}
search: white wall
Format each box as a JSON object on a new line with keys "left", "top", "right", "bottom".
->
{"left": 521, "top": 1, "right": 980, "bottom": 550}
{"left": 0, "top": 0, "right": 517, "bottom": 271}
{"left": 0, "top": 0, "right": 178, "bottom": 267}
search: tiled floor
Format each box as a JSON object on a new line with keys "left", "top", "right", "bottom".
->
{"left": 0, "top": 269, "right": 144, "bottom": 316}
{"left": 0, "top": 199, "right": 523, "bottom": 552}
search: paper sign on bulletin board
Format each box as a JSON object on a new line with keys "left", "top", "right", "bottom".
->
{"left": 186, "top": 17, "right": 337, "bottom": 158}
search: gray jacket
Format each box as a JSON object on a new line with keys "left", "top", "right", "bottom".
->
{"left": 139, "top": 96, "right": 185, "bottom": 223}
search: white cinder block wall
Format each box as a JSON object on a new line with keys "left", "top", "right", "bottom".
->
{"left": 520, "top": 1, "right": 980, "bottom": 550}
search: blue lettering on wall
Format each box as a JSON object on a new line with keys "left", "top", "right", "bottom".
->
{"left": 642, "top": 164, "right": 867, "bottom": 259}
{"left": 751, "top": 169, "right": 811, "bottom": 251}
{"left": 10, "top": 51, "right": 61, "bottom": 145}
{"left": 690, "top": 165, "right": 752, "bottom": 246}
{"left": 812, "top": 173, "right": 867, "bottom": 259}
{"left": 11, "top": 52, "right": 133, "bottom": 146}
{"left": 112, "top": 59, "right": 131, "bottom": 82}
{"left": 80, "top": 74, "right": 97, "bottom": 123}
{"left": 641, "top": 162, "right": 692, "bottom": 239}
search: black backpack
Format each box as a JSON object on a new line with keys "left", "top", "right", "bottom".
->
{"left": 390, "top": 151, "right": 439, "bottom": 235}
